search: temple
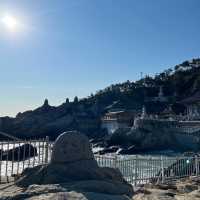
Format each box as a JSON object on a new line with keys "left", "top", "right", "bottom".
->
{"left": 101, "top": 110, "right": 136, "bottom": 134}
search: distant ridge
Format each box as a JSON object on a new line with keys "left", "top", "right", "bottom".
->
{"left": 0, "top": 58, "right": 200, "bottom": 139}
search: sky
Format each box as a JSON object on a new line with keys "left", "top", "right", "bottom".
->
{"left": 0, "top": 0, "right": 200, "bottom": 117}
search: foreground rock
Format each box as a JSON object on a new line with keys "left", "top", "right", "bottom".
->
{"left": 133, "top": 176, "right": 200, "bottom": 200}
{"left": 0, "top": 183, "right": 131, "bottom": 200}
{"left": 0, "top": 131, "right": 133, "bottom": 200}
{"left": 152, "top": 157, "right": 198, "bottom": 183}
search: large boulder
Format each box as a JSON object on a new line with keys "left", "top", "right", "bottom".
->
{"left": 51, "top": 131, "right": 95, "bottom": 163}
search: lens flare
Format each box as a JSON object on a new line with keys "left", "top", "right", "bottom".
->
{"left": 2, "top": 15, "right": 18, "bottom": 31}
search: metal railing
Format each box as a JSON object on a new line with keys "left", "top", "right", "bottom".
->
{"left": 0, "top": 137, "right": 52, "bottom": 183}
{"left": 0, "top": 138, "right": 199, "bottom": 185}
{"left": 95, "top": 155, "right": 200, "bottom": 185}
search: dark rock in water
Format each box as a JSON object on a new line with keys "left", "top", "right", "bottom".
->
{"left": 97, "top": 146, "right": 119, "bottom": 155}
{"left": 92, "top": 141, "right": 106, "bottom": 148}
{"left": 2, "top": 144, "right": 37, "bottom": 161}
{"left": 117, "top": 145, "right": 136, "bottom": 155}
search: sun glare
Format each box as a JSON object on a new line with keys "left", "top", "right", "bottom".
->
{"left": 1, "top": 15, "right": 18, "bottom": 31}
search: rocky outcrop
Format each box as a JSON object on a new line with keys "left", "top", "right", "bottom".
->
{"left": 0, "top": 99, "right": 102, "bottom": 140}
{"left": 0, "top": 131, "right": 133, "bottom": 199}
{"left": 107, "top": 127, "right": 178, "bottom": 153}
{"left": 0, "top": 183, "right": 132, "bottom": 200}
{"left": 1, "top": 176, "right": 200, "bottom": 200}
{"left": 107, "top": 119, "right": 200, "bottom": 153}
{"left": 51, "top": 131, "right": 95, "bottom": 163}
{"left": 133, "top": 177, "right": 200, "bottom": 200}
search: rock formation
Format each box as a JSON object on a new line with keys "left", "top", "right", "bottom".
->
{"left": 107, "top": 119, "right": 200, "bottom": 153}
{"left": 0, "top": 97, "right": 102, "bottom": 140}
{"left": 132, "top": 176, "right": 200, "bottom": 200}
{"left": 0, "top": 131, "right": 134, "bottom": 199}
{"left": 51, "top": 131, "right": 95, "bottom": 163}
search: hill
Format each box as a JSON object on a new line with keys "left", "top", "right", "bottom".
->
{"left": 0, "top": 58, "right": 200, "bottom": 139}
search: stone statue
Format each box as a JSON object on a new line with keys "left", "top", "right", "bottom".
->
{"left": 16, "top": 131, "right": 133, "bottom": 199}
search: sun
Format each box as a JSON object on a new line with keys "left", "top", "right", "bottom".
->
{"left": 1, "top": 15, "right": 18, "bottom": 31}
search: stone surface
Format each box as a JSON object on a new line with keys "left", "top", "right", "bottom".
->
{"left": 16, "top": 162, "right": 125, "bottom": 187}
{"left": 177, "top": 182, "right": 198, "bottom": 193}
{"left": 0, "top": 183, "right": 132, "bottom": 200}
{"left": 133, "top": 177, "right": 200, "bottom": 200}
{"left": 27, "top": 192, "right": 131, "bottom": 200}
{"left": 51, "top": 131, "right": 94, "bottom": 163}
{"left": 3, "top": 177, "right": 200, "bottom": 200}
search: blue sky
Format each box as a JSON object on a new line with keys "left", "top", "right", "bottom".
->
{"left": 0, "top": 0, "right": 200, "bottom": 116}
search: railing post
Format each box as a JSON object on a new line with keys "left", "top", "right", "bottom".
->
{"left": 135, "top": 155, "right": 138, "bottom": 186}
{"left": 114, "top": 154, "right": 117, "bottom": 169}
{"left": 0, "top": 142, "right": 2, "bottom": 183}
{"left": 195, "top": 155, "right": 199, "bottom": 176}
{"left": 161, "top": 156, "right": 165, "bottom": 184}
{"left": 45, "top": 136, "right": 49, "bottom": 164}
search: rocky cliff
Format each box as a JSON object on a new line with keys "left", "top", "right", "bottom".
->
{"left": 107, "top": 119, "right": 200, "bottom": 152}
{"left": 0, "top": 99, "right": 102, "bottom": 139}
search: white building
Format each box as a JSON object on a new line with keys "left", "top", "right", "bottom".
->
{"left": 101, "top": 110, "right": 136, "bottom": 134}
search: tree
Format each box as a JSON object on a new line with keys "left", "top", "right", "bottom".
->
{"left": 74, "top": 96, "right": 78, "bottom": 104}
{"left": 44, "top": 99, "right": 49, "bottom": 107}
{"left": 66, "top": 98, "right": 69, "bottom": 104}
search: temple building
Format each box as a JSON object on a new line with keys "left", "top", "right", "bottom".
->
{"left": 101, "top": 110, "right": 136, "bottom": 134}
{"left": 159, "top": 105, "right": 176, "bottom": 120}
{"left": 180, "top": 91, "right": 200, "bottom": 120}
